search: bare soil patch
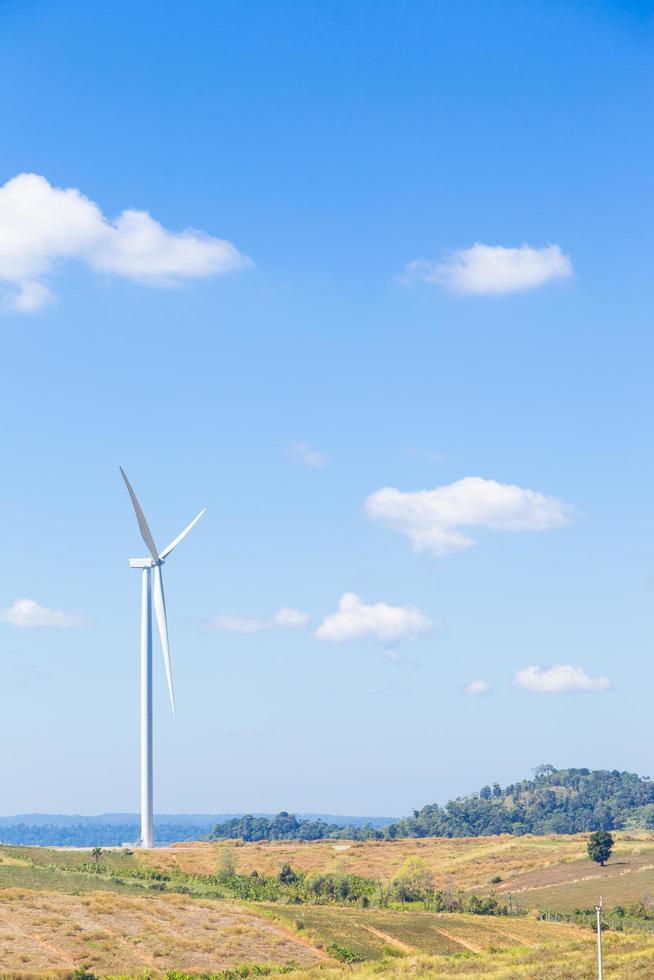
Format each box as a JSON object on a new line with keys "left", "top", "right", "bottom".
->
{"left": 0, "top": 889, "right": 322, "bottom": 975}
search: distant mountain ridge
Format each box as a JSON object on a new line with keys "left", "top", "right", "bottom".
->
{"left": 0, "top": 812, "right": 395, "bottom": 846}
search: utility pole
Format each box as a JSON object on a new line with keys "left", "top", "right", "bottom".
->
{"left": 595, "top": 896, "right": 603, "bottom": 980}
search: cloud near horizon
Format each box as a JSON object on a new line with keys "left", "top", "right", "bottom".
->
{"left": 513, "top": 665, "right": 610, "bottom": 694}
{"left": 401, "top": 243, "right": 572, "bottom": 295}
{"left": 365, "top": 476, "right": 572, "bottom": 557}
{"left": 0, "top": 173, "right": 251, "bottom": 311}
{"left": 315, "top": 593, "right": 432, "bottom": 645}
{"left": 288, "top": 442, "right": 328, "bottom": 469}
{"left": 0, "top": 598, "right": 86, "bottom": 628}
{"left": 205, "top": 607, "right": 309, "bottom": 634}
{"left": 465, "top": 679, "right": 491, "bottom": 696}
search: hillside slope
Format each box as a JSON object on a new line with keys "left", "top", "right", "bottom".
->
{"left": 387, "top": 767, "right": 654, "bottom": 838}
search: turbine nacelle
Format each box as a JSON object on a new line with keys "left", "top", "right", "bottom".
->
{"left": 120, "top": 466, "right": 206, "bottom": 717}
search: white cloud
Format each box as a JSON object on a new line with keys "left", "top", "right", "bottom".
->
{"left": 205, "top": 607, "right": 309, "bottom": 633}
{"left": 401, "top": 243, "right": 572, "bottom": 295}
{"left": 365, "top": 476, "right": 572, "bottom": 557}
{"left": 273, "top": 607, "right": 310, "bottom": 627}
{"left": 315, "top": 592, "right": 432, "bottom": 644}
{"left": 0, "top": 598, "right": 85, "bottom": 628}
{"left": 513, "top": 665, "right": 610, "bottom": 694}
{"left": 465, "top": 679, "right": 491, "bottom": 696}
{"left": 288, "top": 442, "right": 327, "bottom": 469}
{"left": 0, "top": 173, "right": 250, "bottom": 311}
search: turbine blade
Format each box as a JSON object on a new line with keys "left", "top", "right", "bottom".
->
{"left": 120, "top": 467, "right": 159, "bottom": 562}
{"left": 159, "top": 508, "right": 206, "bottom": 559}
{"left": 152, "top": 564, "right": 175, "bottom": 716}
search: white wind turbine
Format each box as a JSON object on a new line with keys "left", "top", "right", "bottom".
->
{"left": 120, "top": 467, "right": 205, "bottom": 849}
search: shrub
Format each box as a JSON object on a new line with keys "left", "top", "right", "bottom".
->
{"left": 328, "top": 943, "right": 362, "bottom": 963}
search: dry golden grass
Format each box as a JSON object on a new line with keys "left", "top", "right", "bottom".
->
{"left": 140, "top": 834, "right": 591, "bottom": 884}
{"left": 0, "top": 889, "right": 323, "bottom": 975}
{"left": 142, "top": 830, "right": 654, "bottom": 907}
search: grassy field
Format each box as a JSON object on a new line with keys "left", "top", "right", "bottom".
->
{"left": 258, "top": 903, "right": 591, "bottom": 959}
{"left": 142, "top": 834, "right": 593, "bottom": 887}
{"left": 2, "top": 886, "right": 652, "bottom": 978}
{"left": 286, "top": 932, "right": 654, "bottom": 979}
{"left": 143, "top": 831, "right": 654, "bottom": 911}
{"left": 2, "top": 835, "right": 654, "bottom": 976}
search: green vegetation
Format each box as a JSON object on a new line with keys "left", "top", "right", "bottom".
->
{"left": 209, "top": 812, "right": 377, "bottom": 842}
{"left": 4, "top": 838, "right": 654, "bottom": 977}
{"left": 210, "top": 768, "right": 654, "bottom": 842}
{"left": 385, "top": 767, "right": 654, "bottom": 837}
{"left": 0, "top": 845, "right": 510, "bottom": 915}
{"left": 587, "top": 829, "right": 614, "bottom": 866}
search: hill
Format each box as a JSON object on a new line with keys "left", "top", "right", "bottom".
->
{"left": 387, "top": 766, "right": 654, "bottom": 837}
{"left": 209, "top": 768, "right": 654, "bottom": 843}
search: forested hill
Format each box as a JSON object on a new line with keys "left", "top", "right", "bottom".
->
{"left": 387, "top": 767, "right": 654, "bottom": 837}
{"left": 210, "top": 768, "right": 654, "bottom": 841}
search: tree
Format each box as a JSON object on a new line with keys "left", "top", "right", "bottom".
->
{"left": 533, "top": 764, "right": 557, "bottom": 780}
{"left": 91, "top": 847, "right": 103, "bottom": 873}
{"left": 278, "top": 862, "right": 298, "bottom": 884}
{"left": 587, "top": 830, "right": 614, "bottom": 867}
{"left": 391, "top": 856, "right": 434, "bottom": 904}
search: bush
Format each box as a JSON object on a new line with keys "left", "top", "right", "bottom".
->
{"left": 328, "top": 943, "right": 362, "bottom": 963}
{"left": 278, "top": 863, "right": 298, "bottom": 884}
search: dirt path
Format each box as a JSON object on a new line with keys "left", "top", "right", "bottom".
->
{"left": 362, "top": 924, "right": 418, "bottom": 953}
{"left": 433, "top": 926, "right": 482, "bottom": 953}
{"left": 485, "top": 926, "right": 537, "bottom": 948}
{"left": 364, "top": 920, "right": 484, "bottom": 955}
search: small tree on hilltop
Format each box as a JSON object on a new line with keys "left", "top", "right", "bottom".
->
{"left": 587, "top": 830, "right": 614, "bottom": 867}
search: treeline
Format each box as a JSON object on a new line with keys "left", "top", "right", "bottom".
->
{"left": 210, "top": 768, "right": 654, "bottom": 841}
{"left": 208, "top": 812, "right": 379, "bottom": 842}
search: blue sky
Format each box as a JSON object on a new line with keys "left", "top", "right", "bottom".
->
{"left": 0, "top": 0, "right": 652, "bottom": 815}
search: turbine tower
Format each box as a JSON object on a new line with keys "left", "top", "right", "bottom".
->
{"left": 120, "top": 467, "right": 205, "bottom": 849}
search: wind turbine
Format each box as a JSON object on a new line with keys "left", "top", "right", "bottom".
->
{"left": 120, "top": 467, "right": 205, "bottom": 849}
